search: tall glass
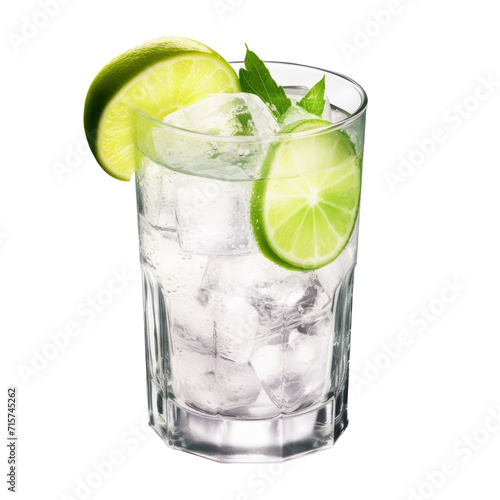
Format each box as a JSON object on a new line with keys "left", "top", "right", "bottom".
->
{"left": 134, "top": 62, "right": 367, "bottom": 462}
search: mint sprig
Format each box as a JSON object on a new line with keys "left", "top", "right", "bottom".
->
{"left": 239, "top": 45, "right": 291, "bottom": 120}
{"left": 297, "top": 75, "right": 326, "bottom": 117}
{"left": 239, "top": 45, "right": 327, "bottom": 120}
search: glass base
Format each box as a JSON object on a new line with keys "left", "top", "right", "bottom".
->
{"left": 148, "top": 378, "right": 349, "bottom": 463}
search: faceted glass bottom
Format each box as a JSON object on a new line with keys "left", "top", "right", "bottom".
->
{"left": 147, "top": 375, "right": 349, "bottom": 463}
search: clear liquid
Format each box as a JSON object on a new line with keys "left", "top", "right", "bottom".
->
{"left": 137, "top": 165, "right": 357, "bottom": 419}
{"left": 137, "top": 96, "right": 358, "bottom": 421}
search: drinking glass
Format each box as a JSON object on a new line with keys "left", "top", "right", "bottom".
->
{"left": 134, "top": 62, "right": 367, "bottom": 462}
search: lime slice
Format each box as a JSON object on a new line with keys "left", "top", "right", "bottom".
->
{"left": 84, "top": 37, "right": 241, "bottom": 180}
{"left": 251, "top": 119, "right": 361, "bottom": 270}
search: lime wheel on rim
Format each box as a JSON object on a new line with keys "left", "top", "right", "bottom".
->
{"left": 83, "top": 37, "right": 241, "bottom": 180}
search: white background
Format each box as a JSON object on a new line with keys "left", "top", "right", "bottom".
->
{"left": 2, "top": 0, "right": 500, "bottom": 499}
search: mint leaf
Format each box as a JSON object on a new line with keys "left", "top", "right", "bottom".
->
{"left": 239, "top": 45, "right": 291, "bottom": 120}
{"left": 297, "top": 76, "right": 326, "bottom": 117}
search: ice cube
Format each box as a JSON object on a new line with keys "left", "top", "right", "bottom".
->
{"left": 174, "top": 176, "right": 256, "bottom": 256}
{"left": 283, "top": 319, "right": 334, "bottom": 408}
{"left": 209, "top": 294, "right": 258, "bottom": 364}
{"left": 201, "top": 253, "right": 332, "bottom": 331}
{"left": 136, "top": 156, "right": 177, "bottom": 231}
{"left": 251, "top": 274, "right": 332, "bottom": 332}
{"left": 201, "top": 252, "right": 292, "bottom": 297}
{"left": 169, "top": 293, "right": 258, "bottom": 364}
{"left": 170, "top": 298, "right": 214, "bottom": 352}
{"left": 170, "top": 293, "right": 258, "bottom": 364}
{"left": 330, "top": 106, "right": 348, "bottom": 124}
{"left": 153, "top": 93, "right": 280, "bottom": 181}
{"left": 164, "top": 92, "right": 279, "bottom": 137}
{"left": 321, "top": 95, "right": 333, "bottom": 122}
{"left": 280, "top": 105, "right": 318, "bottom": 127}
{"left": 251, "top": 314, "right": 334, "bottom": 411}
{"left": 171, "top": 347, "right": 262, "bottom": 413}
{"left": 250, "top": 343, "right": 283, "bottom": 401}
{"left": 139, "top": 216, "right": 208, "bottom": 298}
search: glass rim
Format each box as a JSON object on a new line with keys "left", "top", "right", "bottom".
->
{"left": 131, "top": 61, "right": 368, "bottom": 143}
